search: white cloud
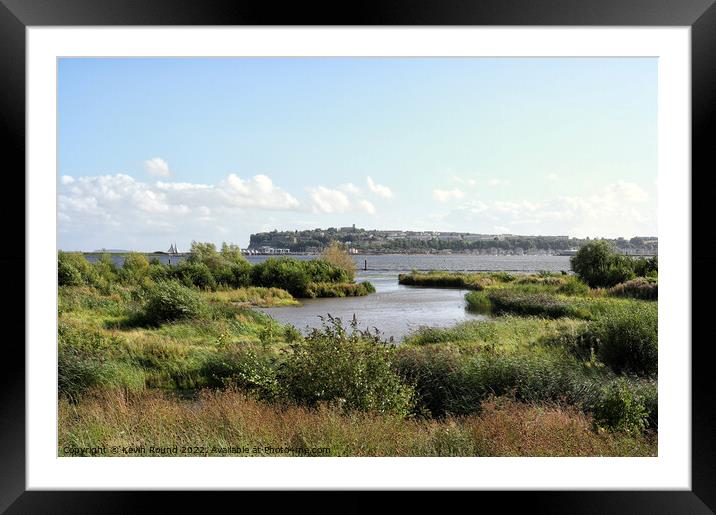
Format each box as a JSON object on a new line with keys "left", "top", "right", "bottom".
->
{"left": 357, "top": 199, "right": 376, "bottom": 214}
{"left": 144, "top": 157, "right": 171, "bottom": 177}
{"left": 432, "top": 188, "right": 465, "bottom": 203}
{"left": 546, "top": 173, "right": 559, "bottom": 181}
{"left": 156, "top": 181, "right": 211, "bottom": 191}
{"left": 366, "top": 176, "right": 394, "bottom": 199}
{"left": 58, "top": 173, "right": 306, "bottom": 249}
{"left": 339, "top": 183, "right": 361, "bottom": 195}
{"left": 221, "top": 174, "right": 300, "bottom": 209}
{"left": 60, "top": 175, "right": 75, "bottom": 185}
{"left": 435, "top": 181, "right": 655, "bottom": 238}
{"left": 307, "top": 186, "right": 351, "bottom": 213}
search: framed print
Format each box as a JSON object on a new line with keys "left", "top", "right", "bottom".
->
{"left": 3, "top": 0, "right": 715, "bottom": 511}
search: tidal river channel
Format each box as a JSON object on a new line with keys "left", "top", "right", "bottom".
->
{"left": 86, "top": 252, "right": 572, "bottom": 342}
{"left": 257, "top": 254, "right": 572, "bottom": 342}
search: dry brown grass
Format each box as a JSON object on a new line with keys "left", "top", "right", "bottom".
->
{"left": 59, "top": 389, "right": 656, "bottom": 457}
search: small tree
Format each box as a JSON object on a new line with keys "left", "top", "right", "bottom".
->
{"left": 320, "top": 241, "right": 356, "bottom": 280}
{"left": 220, "top": 242, "right": 248, "bottom": 264}
{"left": 120, "top": 252, "right": 150, "bottom": 283}
{"left": 571, "top": 240, "right": 635, "bottom": 288}
{"left": 188, "top": 241, "right": 223, "bottom": 269}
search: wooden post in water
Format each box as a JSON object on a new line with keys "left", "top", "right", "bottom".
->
{"left": 364, "top": 259, "right": 367, "bottom": 271}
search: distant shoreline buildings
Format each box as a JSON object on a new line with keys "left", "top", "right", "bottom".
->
{"left": 246, "top": 227, "right": 657, "bottom": 256}
{"left": 85, "top": 230, "right": 657, "bottom": 256}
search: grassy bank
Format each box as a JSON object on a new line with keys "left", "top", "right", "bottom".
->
{"left": 398, "top": 270, "right": 516, "bottom": 290}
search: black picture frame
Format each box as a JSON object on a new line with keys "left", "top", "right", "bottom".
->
{"left": 2, "top": 0, "right": 713, "bottom": 512}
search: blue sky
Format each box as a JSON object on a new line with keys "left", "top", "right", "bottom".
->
{"left": 58, "top": 57, "right": 657, "bottom": 251}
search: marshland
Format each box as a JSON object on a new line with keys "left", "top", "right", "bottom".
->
{"left": 58, "top": 240, "right": 658, "bottom": 457}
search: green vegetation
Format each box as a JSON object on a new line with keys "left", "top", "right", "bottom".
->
{"left": 320, "top": 241, "right": 357, "bottom": 280}
{"left": 608, "top": 277, "right": 658, "bottom": 300}
{"left": 143, "top": 281, "right": 207, "bottom": 324}
{"left": 571, "top": 240, "right": 658, "bottom": 288}
{"left": 209, "top": 287, "right": 299, "bottom": 307}
{"left": 61, "top": 243, "right": 373, "bottom": 299}
{"left": 279, "top": 316, "right": 414, "bottom": 416}
{"left": 398, "top": 270, "right": 515, "bottom": 290}
{"left": 57, "top": 248, "right": 657, "bottom": 457}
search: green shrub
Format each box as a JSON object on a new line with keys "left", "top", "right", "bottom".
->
{"left": 608, "top": 278, "right": 658, "bottom": 300}
{"left": 202, "top": 346, "right": 281, "bottom": 400}
{"left": 58, "top": 257, "right": 83, "bottom": 286}
{"left": 251, "top": 258, "right": 311, "bottom": 296}
{"left": 148, "top": 260, "right": 171, "bottom": 282}
{"left": 171, "top": 261, "right": 217, "bottom": 290}
{"left": 279, "top": 315, "right": 414, "bottom": 415}
{"left": 633, "top": 256, "right": 658, "bottom": 278}
{"left": 251, "top": 258, "right": 350, "bottom": 297}
{"left": 94, "top": 253, "right": 120, "bottom": 284}
{"left": 58, "top": 252, "right": 98, "bottom": 286}
{"left": 592, "top": 379, "right": 649, "bottom": 433}
{"left": 589, "top": 303, "right": 658, "bottom": 377}
{"left": 120, "top": 252, "right": 150, "bottom": 284}
{"left": 143, "top": 280, "right": 207, "bottom": 323}
{"left": 571, "top": 241, "right": 637, "bottom": 288}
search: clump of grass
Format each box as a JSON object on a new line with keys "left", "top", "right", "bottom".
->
{"left": 404, "top": 317, "right": 589, "bottom": 355}
{"left": 608, "top": 277, "right": 658, "bottom": 300}
{"left": 58, "top": 389, "right": 656, "bottom": 457}
{"left": 58, "top": 323, "right": 145, "bottom": 400}
{"left": 588, "top": 302, "right": 658, "bottom": 377}
{"left": 398, "top": 271, "right": 494, "bottom": 290}
{"left": 208, "top": 287, "right": 299, "bottom": 307}
{"left": 465, "top": 291, "right": 492, "bottom": 313}
{"left": 304, "top": 281, "right": 375, "bottom": 298}
{"left": 484, "top": 290, "right": 589, "bottom": 319}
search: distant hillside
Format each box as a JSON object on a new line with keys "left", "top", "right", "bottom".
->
{"left": 248, "top": 227, "right": 658, "bottom": 255}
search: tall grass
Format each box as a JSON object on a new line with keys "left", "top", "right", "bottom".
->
{"left": 608, "top": 278, "right": 658, "bottom": 300}
{"left": 394, "top": 345, "right": 657, "bottom": 432}
{"left": 58, "top": 389, "right": 656, "bottom": 457}
{"left": 209, "top": 287, "right": 299, "bottom": 307}
{"left": 398, "top": 271, "right": 509, "bottom": 290}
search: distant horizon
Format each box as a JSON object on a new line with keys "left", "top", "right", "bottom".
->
{"left": 58, "top": 57, "right": 657, "bottom": 251}
{"left": 58, "top": 227, "right": 658, "bottom": 253}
